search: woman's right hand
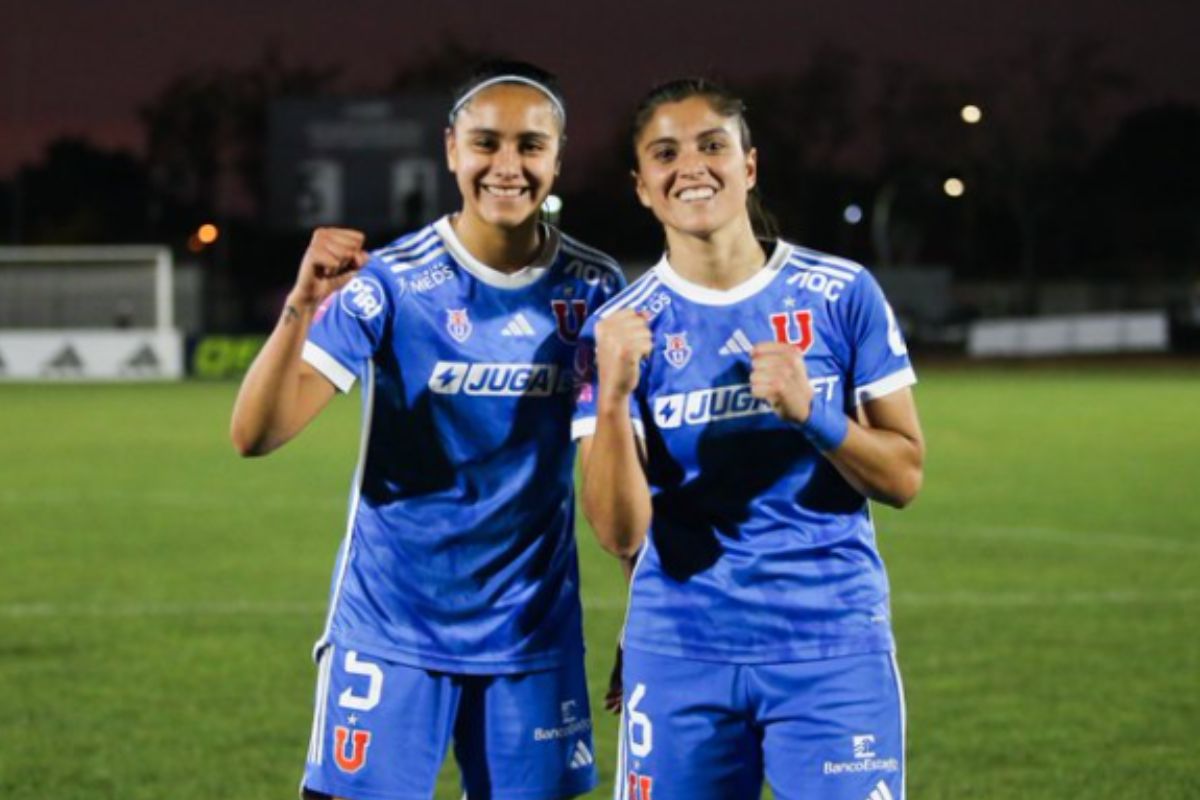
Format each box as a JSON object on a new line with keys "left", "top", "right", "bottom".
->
{"left": 289, "top": 227, "right": 370, "bottom": 309}
{"left": 595, "top": 309, "right": 652, "bottom": 402}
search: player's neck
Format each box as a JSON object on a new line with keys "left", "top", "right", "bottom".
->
{"left": 664, "top": 217, "right": 765, "bottom": 290}
{"left": 451, "top": 212, "right": 544, "bottom": 273}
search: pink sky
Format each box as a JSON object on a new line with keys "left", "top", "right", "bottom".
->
{"left": 3, "top": 0, "right": 1197, "bottom": 181}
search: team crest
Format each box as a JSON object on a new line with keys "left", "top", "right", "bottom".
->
{"left": 551, "top": 299, "right": 588, "bottom": 344}
{"left": 445, "top": 308, "right": 472, "bottom": 343}
{"left": 662, "top": 332, "right": 692, "bottom": 369}
{"left": 333, "top": 726, "right": 371, "bottom": 773}
{"left": 768, "top": 310, "right": 815, "bottom": 353}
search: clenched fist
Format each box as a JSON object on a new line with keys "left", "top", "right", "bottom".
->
{"left": 288, "top": 228, "right": 369, "bottom": 309}
{"left": 749, "top": 341, "right": 815, "bottom": 424}
{"left": 595, "top": 309, "right": 652, "bottom": 402}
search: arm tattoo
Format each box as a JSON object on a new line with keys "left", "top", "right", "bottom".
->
{"left": 282, "top": 304, "right": 301, "bottom": 325}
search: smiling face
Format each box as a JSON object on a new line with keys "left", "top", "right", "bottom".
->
{"left": 445, "top": 83, "right": 562, "bottom": 231}
{"left": 632, "top": 95, "right": 757, "bottom": 240}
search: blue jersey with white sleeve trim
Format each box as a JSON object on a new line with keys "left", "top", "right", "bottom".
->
{"left": 305, "top": 216, "right": 624, "bottom": 674}
{"left": 572, "top": 240, "right": 915, "bottom": 663}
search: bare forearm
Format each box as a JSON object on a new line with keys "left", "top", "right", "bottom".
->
{"left": 824, "top": 422, "right": 924, "bottom": 508}
{"left": 582, "top": 403, "right": 652, "bottom": 558}
{"left": 229, "top": 298, "right": 317, "bottom": 456}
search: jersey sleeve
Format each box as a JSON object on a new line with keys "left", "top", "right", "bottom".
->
{"left": 843, "top": 270, "right": 917, "bottom": 406}
{"left": 570, "top": 312, "right": 645, "bottom": 441}
{"left": 303, "top": 258, "right": 397, "bottom": 393}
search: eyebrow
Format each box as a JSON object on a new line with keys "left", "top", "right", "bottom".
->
{"left": 642, "top": 127, "right": 731, "bottom": 150}
{"left": 463, "top": 127, "right": 554, "bottom": 141}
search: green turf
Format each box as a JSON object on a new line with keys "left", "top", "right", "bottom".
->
{"left": 1, "top": 367, "right": 1198, "bottom": 798}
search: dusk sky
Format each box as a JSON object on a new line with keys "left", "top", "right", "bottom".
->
{"left": 4, "top": 0, "right": 1198, "bottom": 181}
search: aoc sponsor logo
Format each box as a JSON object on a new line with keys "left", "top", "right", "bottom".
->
{"left": 789, "top": 269, "right": 848, "bottom": 302}
{"left": 428, "top": 361, "right": 573, "bottom": 397}
{"left": 339, "top": 276, "right": 386, "bottom": 321}
{"left": 653, "top": 376, "right": 839, "bottom": 429}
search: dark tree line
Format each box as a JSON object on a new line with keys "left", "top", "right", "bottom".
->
{"left": 2, "top": 39, "right": 1198, "bottom": 325}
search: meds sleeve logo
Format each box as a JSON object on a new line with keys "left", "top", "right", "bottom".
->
{"left": 339, "top": 276, "right": 386, "bottom": 321}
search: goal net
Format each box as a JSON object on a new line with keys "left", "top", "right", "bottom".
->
{"left": 0, "top": 245, "right": 183, "bottom": 380}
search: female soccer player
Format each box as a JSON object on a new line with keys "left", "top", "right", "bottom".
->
{"left": 231, "top": 61, "right": 623, "bottom": 800}
{"left": 573, "top": 78, "right": 925, "bottom": 800}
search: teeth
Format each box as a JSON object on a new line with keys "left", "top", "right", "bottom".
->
{"left": 484, "top": 186, "right": 525, "bottom": 197}
{"left": 678, "top": 187, "right": 715, "bottom": 202}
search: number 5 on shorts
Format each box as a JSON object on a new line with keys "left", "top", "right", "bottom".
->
{"left": 338, "top": 650, "right": 383, "bottom": 711}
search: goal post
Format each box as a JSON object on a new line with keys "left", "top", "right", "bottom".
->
{"left": 0, "top": 245, "right": 184, "bottom": 380}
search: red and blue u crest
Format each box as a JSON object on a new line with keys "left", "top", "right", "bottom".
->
{"left": 551, "top": 299, "right": 587, "bottom": 344}
{"left": 446, "top": 308, "right": 472, "bottom": 343}
{"left": 663, "top": 331, "right": 692, "bottom": 369}
{"left": 768, "top": 311, "right": 814, "bottom": 353}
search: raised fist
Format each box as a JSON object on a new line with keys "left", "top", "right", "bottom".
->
{"left": 289, "top": 227, "right": 369, "bottom": 309}
{"left": 595, "top": 309, "right": 652, "bottom": 401}
{"left": 749, "top": 341, "right": 815, "bottom": 424}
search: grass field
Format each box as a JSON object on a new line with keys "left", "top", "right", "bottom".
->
{"left": 2, "top": 366, "right": 1199, "bottom": 799}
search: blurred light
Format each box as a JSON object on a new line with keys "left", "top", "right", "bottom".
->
{"left": 961, "top": 104, "right": 983, "bottom": 124}
{"left": 842, "top": 204, "right": 864, "bottom": 225}
{"left": 542, "top": 195, "right": 563, "bottom": 215}
{"left": 186, "top": 234, "right": 204, "bottom": 253}
{"left": 943, "top": 177, "right": 966, "bottom": 197}
{"left": 197, "top": 223, "right": 219, "bottom": 245}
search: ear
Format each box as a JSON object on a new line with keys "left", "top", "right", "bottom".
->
{"left": 745, "top": 147, "right": 758, "bottom": 191}
{"left": 632, "top": 169, "right": 652, "bottom": 209}
{"left": 444, "top": 127, "right": 458, "bottom": 173}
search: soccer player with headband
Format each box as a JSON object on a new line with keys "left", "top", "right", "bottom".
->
{"left": 572, "top": 77, "right": 925, "bottom": 800}
{"left": 232, "top": 60, "right": 624, "bottom": 800}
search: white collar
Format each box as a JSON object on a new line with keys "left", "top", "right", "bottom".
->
{"left": 434, "top": 215, "right": 559, "bottom": 289}
{"left": 653, "top": 240, "right": 791, "bottom": 305}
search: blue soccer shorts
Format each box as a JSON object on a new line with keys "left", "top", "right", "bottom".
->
{"left": 617, "top": 648, "right": 905, "bottom": 800}
{"left": 301, "top": 643, "right": 598, "bottom": 800}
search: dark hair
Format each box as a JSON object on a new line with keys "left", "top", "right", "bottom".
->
{"left": 630, "top": 77, "right": 778, "bottom": 240}
{"left": 449, "top": 60, "right": 566, "bottom": 132}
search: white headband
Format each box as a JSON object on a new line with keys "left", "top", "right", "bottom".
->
{"left": 448, "top": 75, "right": 566, "bottom": 125}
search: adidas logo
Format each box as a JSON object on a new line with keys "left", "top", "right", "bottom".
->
{"left": 568, "top": 739, "right": 594, "bottom": 770}
{"left": 866, "top": 780, "right": 895, "bottom": 800}
{"left": 718, "top": 329, "right": 754, "bottom": 355}
{"left": 501, "top": 313, "right": 536, "bottom": 337}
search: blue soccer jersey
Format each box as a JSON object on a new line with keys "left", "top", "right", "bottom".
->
{"left": 573, "top": 240, "right": 915, "bottom": 663}
{"left": 304, "top": 216, "right": 625, "bottom": 674}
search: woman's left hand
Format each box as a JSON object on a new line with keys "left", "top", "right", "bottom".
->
{"left": 750, "top": 342, "right": 814, "bottom": 424}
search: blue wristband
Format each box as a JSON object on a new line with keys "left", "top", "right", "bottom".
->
{"left": 798, "top": 396, "right": 849, "bottom": 452}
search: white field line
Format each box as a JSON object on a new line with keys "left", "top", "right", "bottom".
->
{"left": 2, "top": 490, "right": 1193, "bottom": 556}
{"left": 2, "top": 589, "right": 1197, "bottom": 619}
{"left": 890, "top": 522, "right": 1200, "bottom": 556}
